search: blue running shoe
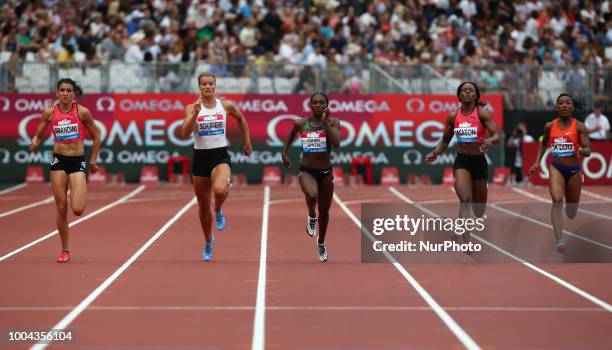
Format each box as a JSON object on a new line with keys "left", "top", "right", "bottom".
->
{"left": 215, "top": 210, "right": 225, "bottom": 231}
{"left": 203, "top": 235, "right": 215, "bottom": 261}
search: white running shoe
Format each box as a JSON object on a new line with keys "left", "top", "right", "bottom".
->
{"left": 306, "top": 216, "right": 317, "bottom": 237}
{"left": 318, "top": 243, "right": 328, "bottom": 262}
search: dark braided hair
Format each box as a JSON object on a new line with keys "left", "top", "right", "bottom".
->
{"left": 456, "top": 81, "right": 487, "bottom": 107}
{"left": 556, "top": 93, "right": 585, "bottom": 110}
{"left": 310, "top": 92, "right": 329, "bottom": 106}
{"left": 56, "top": 78, "right": 83, "bottom": 97}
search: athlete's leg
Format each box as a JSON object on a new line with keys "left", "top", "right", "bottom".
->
{"left": 68, "top": 172, "right": 87, "bottom": 216}
{"left": 211, "top": 163, "right": 231, "bottom": 212}
{"left": 316, "top": 174, "right": 334, "bottom": 244}
{"left": 298, "top": 171, "right": 319, "bottom": 218}
{"left": 471, "top": 180, "right": 488, "bottom": 218}
{"left": 548, "top": 165, "right": 566, "bottom": 242}
{"left": 51, "top": 171, "right": 69, "bottom": 251}
{"left": 564, "top": 172, "right": 582, "bottom": 219}
{"left": 454, "top": 168, "right": 473, "bottom": 219}
{"left": 193, "top": 176, "right": 213, "bottom": 241}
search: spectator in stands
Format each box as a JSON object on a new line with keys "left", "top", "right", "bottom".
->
{"left": 0, "top": 0, "right": 611, "bottom": 100}
{"left": 294, "top": 65, "right": 317, "bottom": 94}
{"left": 341, "top": 68, "right": 365, "bottom": 94}
{"left": 124, "top": 32, "right": 145, "bottom": 63}
{"left": 98, "top": 31, "right": 126, "bottom": 61}
{"left": 584, "top": 103, "right": 610, "bottom": 140}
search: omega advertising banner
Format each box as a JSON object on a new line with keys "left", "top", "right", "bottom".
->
{"left": 0, "top": 94, "right": 503, "bottom": 183}
{"left": 522, "top": 141, "right": 612, "bottom": 185}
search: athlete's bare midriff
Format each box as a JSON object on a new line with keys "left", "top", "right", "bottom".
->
{"left": 53, "top": 142, "right": 85, "bottom": 157}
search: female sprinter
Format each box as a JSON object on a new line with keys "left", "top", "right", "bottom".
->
{"left": 281, "top": 92, "right": 340, "bottom": 262}
{"left": 425, "top": 82, "right": 500, "bottom": 242}
{"left": 181, "top": 72, "right": 252, "bottom": 262}
{"left": 528, "top": 93, "right": 590, "bottom": 253}
{"left": 28, "top": 78, "right": 101, "bottom": 263}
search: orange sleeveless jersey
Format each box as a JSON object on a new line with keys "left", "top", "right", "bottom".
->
{"left": 548, "top": 118, "right": 579, "bottom": 158}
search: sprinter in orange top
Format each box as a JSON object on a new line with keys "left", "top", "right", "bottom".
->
{"left": 29, "top": 78, "right": 101, "bottom": 263}
{"left": 529, "top": 93, "right": 591, "bottom": 253}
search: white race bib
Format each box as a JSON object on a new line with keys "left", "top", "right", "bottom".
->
{"left": 552, "top": 142, "right": 575, "bottom": 158}
{"left": 301, "top": 131, "right": 327, "bottom": 153}
{"left": 54, "top": 122, "right": 80, "bottom": 141}
{"left": 197, "top": 114, "right": 225, "bottom": 136}
{"left": 455, "top": 127, "right": 478, "bottom": 143}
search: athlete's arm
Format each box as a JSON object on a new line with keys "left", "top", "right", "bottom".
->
{"left": 577, "top": 121, "right": 591, "bottom": 157}
{"left": 528, "top": 122, "right": 552, "bottom": 176}
{"left": 181, "top": 101, "right": 200, "bottom": 138}
{"left": 324, "top": 112, "right": 341, "bottom": 149}
{"left": 79, "top": 106, "right": 101, "bottom": 173}
{"left": 478, "top": 107, "right": 500, "bottom": 152}
{"left": 29, "top": 108, "right": 52, "bottom": 152}
{"left": 281, "top": 120, "right": 302, "bottom": 169}
{"left": 223, "top": 100, "right": 252, "bottom": 156}
{"left": 425, "top": 112, "right": 454, "bottom": 163}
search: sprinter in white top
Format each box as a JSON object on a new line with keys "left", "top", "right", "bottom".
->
{"left": 181, "top": 72, "right": 252, "bottom": 261}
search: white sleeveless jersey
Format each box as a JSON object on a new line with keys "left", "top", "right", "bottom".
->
{"left": 193, "top": 98, "right": 228, "bottom": 149}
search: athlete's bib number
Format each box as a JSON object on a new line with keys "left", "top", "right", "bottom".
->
{"left": 455, "top": 127, "right": 478, "bottom": 143}
{"left": 552, "top": 142, "right": 575, "bottom": 158}
{"left": 54, "top": 122, "right": 80, "bottom": 141}
{"left": 197, "top": 115, "right": 225, "bottom": 136}
{"left": 302, "top": 131, "right": 327, "bottom": 153}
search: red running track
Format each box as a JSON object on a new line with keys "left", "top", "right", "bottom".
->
{"left": 0, "top": 184, "right": 610, "bottom": 349}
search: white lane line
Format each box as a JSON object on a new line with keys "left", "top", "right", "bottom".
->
{"left": 0, "top": 196, "right": 54, "bottom": 218}
{"left": 582, "top": 190, "right": 612, "bottom": 203}
{"left": 389, "top": 187, "right": 612, "bottom": 312}
{"left": 334, "top": 192, "right": 481, "bottom": 350}
{"left": 251, "top": 185, "right": 270, "bottom": 350}
{"left": 459, "top": 186, "right": 611, "bottom": 250}
{"left": 0, "top": 183, "right": 27, "bottom": 196}
{"left": 0, "top": 306, "right": 603, "bottom": 312}
{"left": 30, "top": 197, "right": 197, "bottom": 350}
{"left": 490, "top": 204, "right": 612, "bottom": 251}
{"left": 0, "top": 185, "right": 146, "bottom": 262}
{"left": 512, "top": 187, "right": 612, "bottom": 222}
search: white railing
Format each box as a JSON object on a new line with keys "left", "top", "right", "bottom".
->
{"left": 0, "top": 62, "right": 609, "bottom": 111}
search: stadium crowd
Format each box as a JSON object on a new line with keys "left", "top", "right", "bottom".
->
{"left": 0, "top": 0, "right": 611, "bottom": 106}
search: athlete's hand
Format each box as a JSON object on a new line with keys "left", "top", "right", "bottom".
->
{"left": 579, "top": 148, "right": 591, "bottom": 157}
{"left": 192, "top": 100, "right": 201, "bottom": 117}
{"left": 425, "top": 151, "right": 438, "bottom": 164}
{"left": 89, "top": 162, "right": 98, "bottom": 174}
{"left": 29, "top": 136, "right": 40, "bottom": 152}
{"left": 243, "top": 142, "right": 252, "bottom": 156}
{"left": 215, "top": 94, "right": 226, "bottom": 101}
{"left": 479, "top": 139, "right": 493, "bottom": 153}
{"left": 282, "top": 154, "right": 293, "bottom": 169}
{"left": 528, "top": 163, "right": 539, "bottom": 176}
{"left": 322, "top": 107, "right": 330, "bottom": 123}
